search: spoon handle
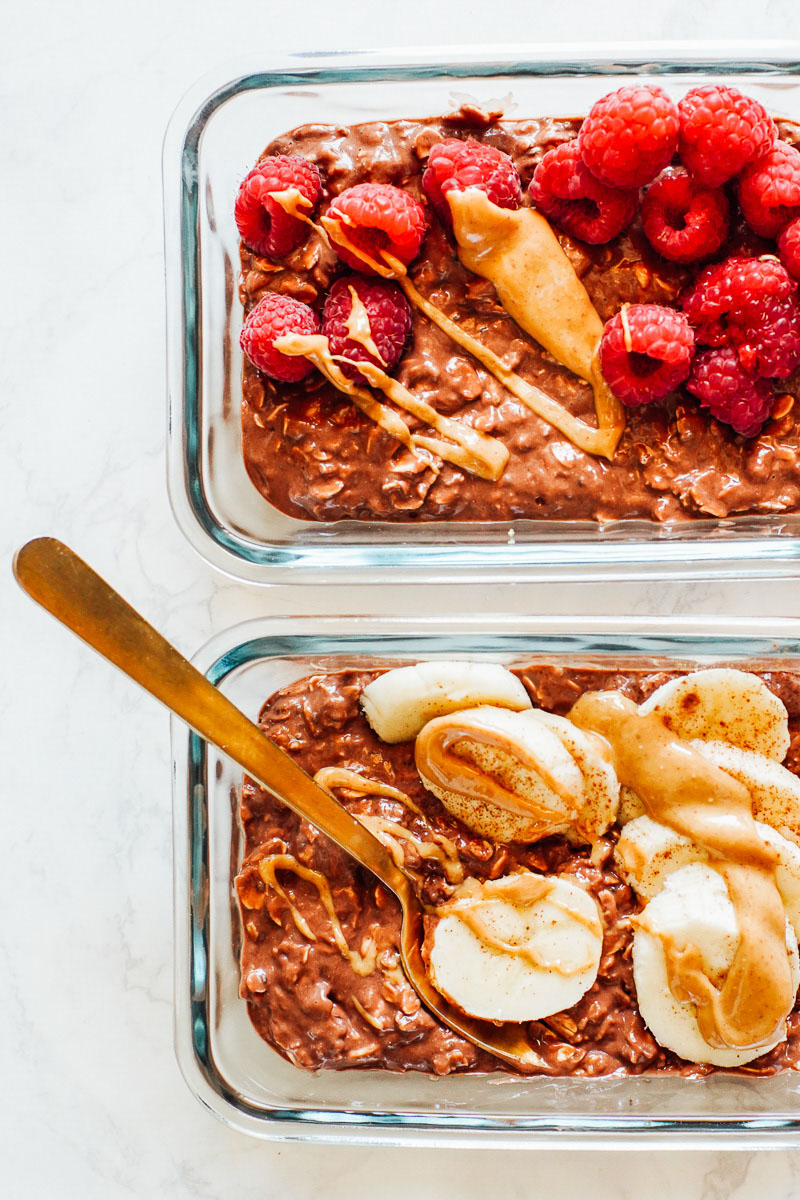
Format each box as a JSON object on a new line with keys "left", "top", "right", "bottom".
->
{"left": 13, "top": 538, "right": 407, "bottom": 895}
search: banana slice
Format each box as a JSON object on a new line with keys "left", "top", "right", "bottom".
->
{"left": 425, "top": 872, "right": 603, "bottom": 1022}
{"left": 617, "top": 816, "right": 800, "bottom": 939}
{"left": 639, "top": 669, "right": 790, "bottom": 761}
{"left": 633, "top": 863, "right": 800, "bottom": 1066}
{"left": 520, "top": 710, "right": 620, "bottom": 842}
{"left": 616, "top": 815, "right": 705, "bottom": 900}
{"left": 618, "top": 785, "right": 647, "bottom": 826}
{"left": 415, "top": 706, "right": 584, "bottom": 843}
{"left": 689, "top": 739, "right": 800, "bottom": 845}
{"left": 762, "top": 825, "right": 800, "bottom": 942}
{"left": 360, "top": 661, "right": 532, "bottom": 743}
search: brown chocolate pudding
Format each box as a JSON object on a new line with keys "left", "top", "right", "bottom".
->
{"left": 239, "top": 113, "right": 800, "bottom": 523}
{"left": 234, "top": 662, "right": 800, "bottom": 1076}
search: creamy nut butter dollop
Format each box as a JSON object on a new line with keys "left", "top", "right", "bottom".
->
{"left": 570, "top": 689, "right": 799, "bottom": 1063}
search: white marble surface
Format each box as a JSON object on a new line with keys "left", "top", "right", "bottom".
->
{"left": 5, "top": 1, "right": 800, "bottom": 1195}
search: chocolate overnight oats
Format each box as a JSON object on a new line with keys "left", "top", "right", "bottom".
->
{"left": 235, "top": 658, "right": 800, "bottom": 1077}
{"left": 236, "top": 84, "right": 800, "bottom": 523}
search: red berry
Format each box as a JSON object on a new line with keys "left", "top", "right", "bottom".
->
{"left": 739, "top": 141, "right": 800, "bottom": 238}
{"left": 529, "top": 139, "right": 638, "bottom": 244}
{"left": 235, "top": 155, "right": 321, "bottom": 260}
{"left": 599, "top": 303, "right": 695, "bottom": 407}
{"left": 677, "top": 85, "right": 776, "bottom": 187}
{"left": 240, "top": 293, "right": 320, "bottom": 382}
{"left": 779, "top": 217, "right": 800, "bottom": 281}
{"left": 325, "top": 183, "right": 427, "bottom": 274}
{"left": 686, "top": 347, "right": 773, "bottom": 437}
{"left": 321, "top": 275, "right": 412, "bottom": 381}
{"left": 641, "top": 168, "right": 729, "bottom": 263}
{"left": 681, "top": 255, "right": 796, "bottom": 343}
{"left": 422, "top": 139, "right": 521, "bottom": 228}
{"left": 733, "top": 296, "right": 800, "bottom": 380}
{"left": 578, "top": 85, "right": 679, "bottom": 189}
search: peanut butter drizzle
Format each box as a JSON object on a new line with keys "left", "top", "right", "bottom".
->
{"left": 257, "top": 853, "right": 377, "bottom": 977}
{"left": 569, "top": 691, "right": 793, "bottom": 1049}
{"left": 446, "top": 189, "right": 625, "bottom": 458}
{"left": 442, "top": 874, "right": 600, "bottom": 976}
{"left": 273, "top": 333, "right": 508, "bottom": 480}
{"left": 314, "top": 766, "right": 420, "bottom": 811}
{"left": 344, "top": 286, "right": 387, "bottom": 365}
{"left": 268, "top": 187, "right": 330, "bottom": 244}
{"left": 314, "top": 767, "right": 463, "bottom": 883}
{"left": 415, "top": 710, "right": 579, "bottom": 823}
{"left": 322, "top": 200, "right": 625, "bottom": 460}
{"left": 361, "top": 817, "right": 464, "bottom": 884}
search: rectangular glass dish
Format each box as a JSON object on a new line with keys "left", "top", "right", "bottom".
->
{"left": 163, "top": 44, "right": 800, "bottom": 583}
{"left": 173, "top": 612, "right": 800, "bottom": 1147}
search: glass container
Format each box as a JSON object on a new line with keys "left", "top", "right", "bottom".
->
{"left": 173, "top": 612, "right": 800, "bottom": 1145}
{"left": 164, "top": 44, "right": 800, "bottom": 584}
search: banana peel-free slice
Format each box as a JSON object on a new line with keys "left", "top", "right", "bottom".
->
{"left": 632, "top": 863, "right": 799, "bottom": 1067}
{"left": 415, "top": 706, "right": 584, "bottom": 843}
{"left": 639, "top": 669, "right": 790, "bottom": 762}
{"left": 425, "top": 873, "right": 603, "bottom": 1023}
{"left": 360, "top": 661, "right": 531, "bottom": 744}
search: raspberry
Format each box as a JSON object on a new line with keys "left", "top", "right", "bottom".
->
{"left": 577, "top": 85, "right": 679, "bottom": 189}
{"left": 422, "top": 139, "right": 521, "bottom": 228}
{"left": 686, "top": 347, "right": 773, "bottom": 437}
{"left": 599, "top": 304, "right": 695, "bottom": 407}
{"left": 325, "top": 183, "right": 427, "bottom": 274}
{"left": 779, "top": 217, "right": 800, "bottom": 281}
{"left": 740, "top": 141, "right": 800, "bottom": 238}
{"left": 641, "top": 168, "right": 729, "bottom": 263}
{"left": 235, "top": 155, "right": 322, "bottom": 260}
{"left": 321, "top": 275, "right": 412, "bottom": 381}
{"left": 733, "top": 296, "right": 800, "bottom": 379}
{"left": 240, "top": 293, "right": 320, "bottom": 382}
{"left": 681, "top": 255, "right": 796, "bottom": 343}
{"left": 677, "top": 86, "right": 776, "bottom": 187}
{"left": 529, "top": 139, "right": 638, "bottom": 244}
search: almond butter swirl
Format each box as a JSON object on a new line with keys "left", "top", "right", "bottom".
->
{"left": 569, "top": 690, "right": 794, "bottom": 1050}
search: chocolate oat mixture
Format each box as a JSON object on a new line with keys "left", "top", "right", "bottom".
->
{"left": 239, "top": 114, "right": 800, "bottom": 523}
{"left": 235, "top": 663, "right": 800, "bottom": 1076}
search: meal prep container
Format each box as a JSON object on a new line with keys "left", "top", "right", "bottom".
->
{"left": 164, "top": 43, "right": 800, "bottom": 584}
{"left": 173, "top": 612, "right": 800, "bottom": 1147}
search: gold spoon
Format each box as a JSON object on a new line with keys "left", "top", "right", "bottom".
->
{"left": 14, "top": 538, "right": 544, "bottom": 1073}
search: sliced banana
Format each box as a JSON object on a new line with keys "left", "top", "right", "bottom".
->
{"left": 633, "top": 863, "right": 800, "bottom": 1067}
{"left": 426, "top": 872, "right": 603, "bottom": 1022}
{"left": 617, "top": 816, "right": 800, "bottom": 940}
{"left": 520, "top": 710, "right": 620, "bottom": 842}
{"left": 618, "top": 785, "right": 647, "bottom": 826}
{"left": 639, "top": 669, "right": 790, "bottom": 762}
{"left": 415, "top": 706, "right": 584, "bottom": 843}
{"left": 360, "top": 660, "right": 532, "bottom": 744}
{"left": 762, "top": 825, "right": 800, "bottom": 942}
{"left": 690, "top": 739, "right": 800, "bottom": 845}
{"left": 616, "top": 816, "right": 705, "bottom": 900}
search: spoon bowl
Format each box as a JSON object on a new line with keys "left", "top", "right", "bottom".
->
{"left": 14, "top": 538, "right": 544, "bottom": 1073}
